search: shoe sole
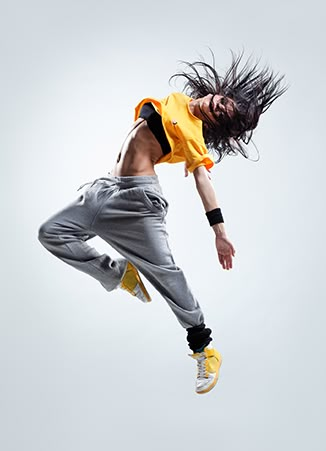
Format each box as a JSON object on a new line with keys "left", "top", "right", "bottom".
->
{"left": 196, "top": 356, "right": 222, "bottom": 395}
{"left": 121, "top": 262, "right": 151, "bottom": 303}
{"left": 133, "top": 266, "right": 151, "bottom": 302}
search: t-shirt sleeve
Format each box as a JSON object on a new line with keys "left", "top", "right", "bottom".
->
{"left": 184, "top": 138, "right": 215, "bottom": 173}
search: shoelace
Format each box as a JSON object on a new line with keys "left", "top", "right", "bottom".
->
{"left": 196, "top": 353, "right": 208, "bottom": 379}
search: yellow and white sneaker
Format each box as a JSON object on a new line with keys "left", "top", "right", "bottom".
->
{"left": 190, "top": 345, "right": 222, "bottom": 394}
{"left": 119, "top": 262, "right": 151, "bottom": 303}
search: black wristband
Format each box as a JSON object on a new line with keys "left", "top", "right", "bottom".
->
{"left": 205, "top": 208, "right": 224, "bottom": 226}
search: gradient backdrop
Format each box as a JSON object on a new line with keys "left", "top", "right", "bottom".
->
{"left": 1, "top": 1, "right": 325, "bottom": 450}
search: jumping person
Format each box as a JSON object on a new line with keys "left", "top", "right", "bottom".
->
{"left": 38, "top": 50, "right": 287, "bottom": 394}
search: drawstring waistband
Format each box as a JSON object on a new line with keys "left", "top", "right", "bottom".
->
{"left": 77, "top": 173, "right": 160, "bottom": 191}
{"left": 77, "top": 177, "right": 113, "bottom": 191}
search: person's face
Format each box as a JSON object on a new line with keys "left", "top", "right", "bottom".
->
{"left": 199, "top": 94, "right": 236, "bottom": 123}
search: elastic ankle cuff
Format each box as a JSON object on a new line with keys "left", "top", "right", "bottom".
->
{"left": 186, "top": 323, "right": 213, "bottom": 352}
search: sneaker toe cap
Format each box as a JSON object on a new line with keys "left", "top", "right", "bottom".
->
{"left": 196, "top": 373, "right": 217, "bottom": 393}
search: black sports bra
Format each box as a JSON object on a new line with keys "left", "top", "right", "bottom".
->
{"left": 139, "top": 102, "right": 171, "bottom": 155}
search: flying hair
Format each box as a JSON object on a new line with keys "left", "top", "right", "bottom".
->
{"left": 169, "top": 49, "right": 289, "bottom": 162}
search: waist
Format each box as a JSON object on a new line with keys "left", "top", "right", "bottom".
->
{"left": 106, "top": 173, "right": 160, "bottom": 187}
{"left": 78, "top": 173, "right": 161, "bottom": 192}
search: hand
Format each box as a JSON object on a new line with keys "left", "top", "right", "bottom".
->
{"left": 215, "top": 234, "right": 236, "bottom": 270}
{"left": 184, "top": 163, "right": 189, "bottom": 177}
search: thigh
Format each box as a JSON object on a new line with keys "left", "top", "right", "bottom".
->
{"left": 40, "top": 186, "right": 102, "bottom": 239}
{"left": 117, "top": 216, "right": 175, "bottom": 267}
{"left": 92, "top": 186, "right": 174, "bottom": 267}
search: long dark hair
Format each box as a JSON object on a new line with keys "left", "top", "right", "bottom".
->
{"left": 169, "top": 49, "right": 288, "bottom": 162}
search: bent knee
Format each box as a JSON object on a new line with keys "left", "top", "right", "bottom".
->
{"left": 38, "top": 221, "right": 55, "bottom": 245}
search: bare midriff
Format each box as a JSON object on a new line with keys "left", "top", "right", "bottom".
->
{"left": 111, "top": 119, "right": 164, "bottom": 176}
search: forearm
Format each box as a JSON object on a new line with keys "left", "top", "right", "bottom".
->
{"left": 193, "top": 166, "right": 235, "bottom": 269}
{"left": 193, "top": 166, "right": 226, "bottom": 236}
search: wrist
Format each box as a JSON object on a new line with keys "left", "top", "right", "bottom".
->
{"left": 212, "top": 222, "right": 226, "bottom": 237}
{"left": 205, "top": 208, "right": 224, "bottom": 227}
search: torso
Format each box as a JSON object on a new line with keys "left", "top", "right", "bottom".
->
{"left": 111, "top": 119, "right": 164, "bottom": 176}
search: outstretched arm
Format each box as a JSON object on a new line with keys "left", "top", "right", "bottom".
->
{"left": 192, "top": 165, "right": 236, "bottom": 270}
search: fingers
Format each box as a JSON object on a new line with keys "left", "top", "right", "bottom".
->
{"left": 216, "top": 236, "right": 236, "bottom": 270}
{"left": 225, "top": 240, "right": 236, "bottom": 257}
{"left": 218, "top": 252, "right": 234, "bottom": 270}
{"left": 218, "top": 253, "right": 225, "bottom": 269}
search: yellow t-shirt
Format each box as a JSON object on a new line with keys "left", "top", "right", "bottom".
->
{"left": 134, "top": 92, "right": 215, "bottom": 173}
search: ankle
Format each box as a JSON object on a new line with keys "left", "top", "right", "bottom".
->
{"left": 194, "top": 343, "right": 213, "bottom": 353}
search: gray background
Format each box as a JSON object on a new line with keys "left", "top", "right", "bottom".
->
{"left": 1, "top": 0, "right": 325, "bottom": 450}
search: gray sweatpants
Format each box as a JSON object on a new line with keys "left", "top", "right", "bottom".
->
{"left": 38, "top": 174, "right": 205, "bottom": 329}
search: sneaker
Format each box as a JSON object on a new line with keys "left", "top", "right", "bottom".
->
{"left": 119, "top": 262, "right": 151, "bottom": 303}
{"left": 190, "top": 346, "right": 222, "bottom": 394}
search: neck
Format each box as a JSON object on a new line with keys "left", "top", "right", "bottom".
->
{"left": 189, "top": 99, "right": 204, "bottom": 120}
